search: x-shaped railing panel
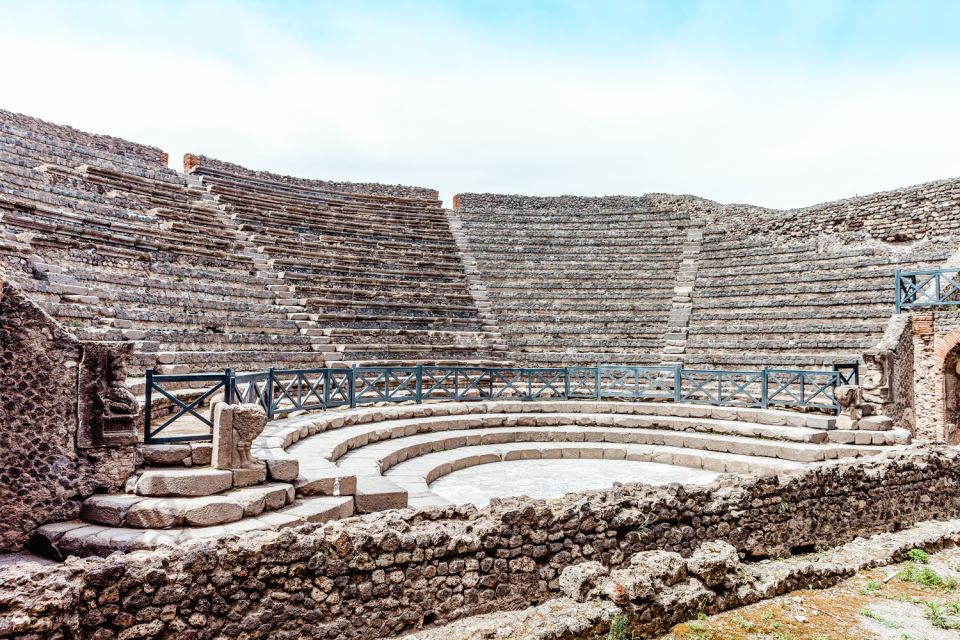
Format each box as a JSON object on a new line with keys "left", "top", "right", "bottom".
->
{"left": 144, "top": 362, "right": 851, "bottom": 443}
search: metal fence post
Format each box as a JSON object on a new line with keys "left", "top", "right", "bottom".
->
{"left": 894, "top": 269, "right": 902, "bottom": 314}
{"left": 415, "top": 364, "right": 423, "bottom": 404}
{"left": 564, "top": 367, "right": 570, "bottom": 400}
{"left": 322, "top": 369, "right": 331, "bottom": 410}
{"left": 349, "top": 366, "right": 357, "bottom": 408}
{"left": 594, "top": 364, "right": 602, "bottom": 401}
{"left": 224, "top": 368, "right": 233, "bottom": 404}
{"left": 673, "top": 365, "right": 682, "bottom": 403}
{"left": 144, "top": 368, "right": 154, "bottom": 443}
{"left": 761, "top": 368, "right": 769, "bottom": 410}
{"left": 265, "top": 368, "right": 275, "bottom": 420}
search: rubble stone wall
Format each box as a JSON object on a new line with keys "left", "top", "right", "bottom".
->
{"left": 0, "top": 282, "right": 135, "bottom": 553}
{"left": 3, "top": 446, "right": 960, "bottom": 639}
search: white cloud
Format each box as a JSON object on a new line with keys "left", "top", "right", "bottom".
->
{"left": 0, "top": 1, "right": 958, "bottom": 208}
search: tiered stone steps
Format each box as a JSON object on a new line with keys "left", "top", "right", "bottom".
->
{"left": 33, "top": 400, "right": 909, "bottom": 559}
{"left": 453, "top": 201, "right": 691, "bottom": 366}
{"left": 681, "top": 233, "right": 958, "bottom": 370}
{"left": 0, "top": 111, "right": 509, "bottom": 380}
{"left": 187, "top": 162, "right": 509, "bottom": 367}
{"left": 34, "top": 461, "right": 353, "bottom": 559}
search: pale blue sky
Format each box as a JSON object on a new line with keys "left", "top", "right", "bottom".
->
{"left": 1, "top": 1, "right": 958, "bottom": 207}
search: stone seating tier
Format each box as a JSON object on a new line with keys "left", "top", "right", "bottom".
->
{"left": 678, "top": 229, "right": 955, "bottom": 369}
{"left": 454, "top": 201, "right": 692, "bottom": 369}
{"left": 0, "top": 110, "right": 498, "bottom": 375}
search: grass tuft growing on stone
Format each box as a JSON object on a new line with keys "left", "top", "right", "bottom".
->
{"left": 906, "top": 548, "right": 930, "bottom": 564}
{"left": 898, "top": 561, "right": 958, "bottom": 590}
{"left": 607, "top": 614, "right": 636, "bottom": 640}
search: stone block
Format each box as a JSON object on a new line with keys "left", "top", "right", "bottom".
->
{"left": 140, "top": 444, "right": 191, "bottom": 466}
{"left": 125, "top": 502, "right": 183, "bottom": 529}
{"left": 191, "top": 443, "right": 213, "bottom": 465}
{"left": 295, "top": 473, "right": 358, "bottom": 497}
{"left": 135, "top": 468, "right": 233, "bottom": 497}
{"left": 183, "top": 499, "right": 244, "bottom": 527}
{"left": 262, "top": 455, "right": 300, "bottom": 482}
{"left": 859, "top": 415, "right": 893, "bottom": 432}
{"left": 354, "top": 477, "right": 408, "bottom": 513}
{"left": 80, "top": 495, "right": 144, "bottom": 527}
{"left": 233, "top": 467, "right": 267, "bottom": 488}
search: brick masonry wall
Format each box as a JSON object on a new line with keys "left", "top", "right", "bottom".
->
{"left": 187, "top": 154, "right": 440, "bottom": 201}
{"left": 910, "top": 312, "right": 960, "bottom": 443}
{"left": 2, "top": 446, "right": 959, "bottom": 639}
{"left": 0, "top": 281, "right": 134, "bottom": 553}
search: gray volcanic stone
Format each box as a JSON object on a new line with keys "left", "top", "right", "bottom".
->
{"left": 686, "top": 541, "right": 742, "bottom": 588}
{"left": 559, "top": 561, "right": 607, "bottom": 601}
{"left": 125, "top": 501, "right": 182, "bottom": 529}
{"left": 79, "top": 494, "right": 143, "bottom": 527}
{"left": 183, "top": 498, "right": 244, "bottom": 527}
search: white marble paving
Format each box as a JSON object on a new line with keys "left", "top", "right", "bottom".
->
{"left": 428, "top": 458, "right": 719, "bottom": 508}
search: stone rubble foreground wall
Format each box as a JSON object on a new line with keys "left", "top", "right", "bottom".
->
{"left": 402, "top": 518, "right": 960, "bottom": 640}
{"left": 3, "top": 446, "right": 960, "bottom": 639}
{"left": 0, "top": 280, "right": 136, "bottom": 553}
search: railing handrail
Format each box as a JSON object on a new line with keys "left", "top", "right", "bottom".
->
{"left": 142, "top": 362, "right": 858, "bottom": 444}
{"left": 895, "top": 266, "right": 960, "bottom": 312}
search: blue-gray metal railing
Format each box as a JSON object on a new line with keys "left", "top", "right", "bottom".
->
{"left": 142, "top": 362, "right": 858, "bottom": 443}
{"left": 895, "top": 267, "right": 960, "bottom": 312}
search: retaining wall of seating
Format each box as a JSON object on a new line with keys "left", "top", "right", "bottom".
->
{"left": 0, "top": 279, "right": 135, "bottom": 553}
{"left": 716, "top": 178, "right": 960, "bottom": 242}
{"left": 456, "top": 178, "right": 960, "bottom": 243}
{"left": 0, "top": 108, "right": 167, "bottom": 168}
{"left": 186, "top": 154, "right": 439, "bottom": 200}
{"left": 3, "top": 445, "right": 960, "bottom": 639}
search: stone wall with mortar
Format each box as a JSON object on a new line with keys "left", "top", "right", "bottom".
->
{"left": 0, "top": 280, "right": 135, "bottom": 553}
{"left": 3, "top": 446, "right": 960, "bottom": 639}
{"left": 186, "top": 154, "right": 440, "bottom": 200}
{"left": 861, "top": 315, "right": 916, "bottom": 431}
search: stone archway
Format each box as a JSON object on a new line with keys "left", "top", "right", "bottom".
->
{"left": 935, "top": 328, "right": 960, "bottom": 443}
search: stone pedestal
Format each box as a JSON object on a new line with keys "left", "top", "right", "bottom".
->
{"left": 212, "top": 403, "right": 268, "bottom": 486}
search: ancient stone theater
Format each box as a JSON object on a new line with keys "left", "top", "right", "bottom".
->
{"left": 2, "top": 108, "right": 960, "bottom": 638}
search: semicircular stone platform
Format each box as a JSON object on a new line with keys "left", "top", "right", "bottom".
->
{"left": 35, "top": 401, "right": 910, "bottom": 558}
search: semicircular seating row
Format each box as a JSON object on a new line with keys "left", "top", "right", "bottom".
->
{"left": 34, "top": 401, "right": 909, "bottom": 558}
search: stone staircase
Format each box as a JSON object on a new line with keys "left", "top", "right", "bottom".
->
{"left": 661, "top": 225, "right": 703, "bottom": 365}
{"left": 33, "top": 443, "right": 354, "bottom": 559}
